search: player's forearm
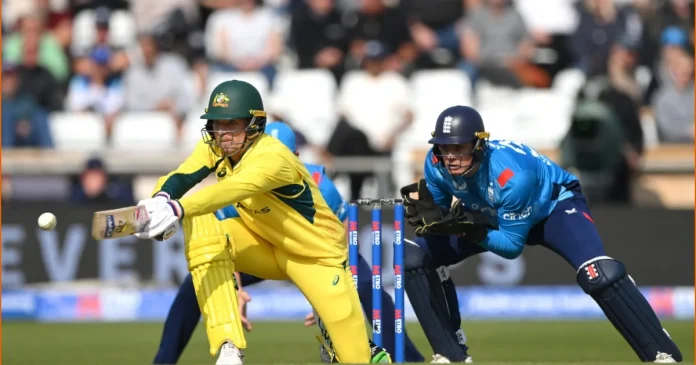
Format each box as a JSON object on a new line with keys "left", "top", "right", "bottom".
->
{"left": 152, "top": 142, "right": 218, "bottom": 199}
{"left": 178, "top": 170, "right": 291, "bottom": 217}
{"left": 153, "top": 166, "right": 214, "bottom": 199}
{"left": 479, "top": 230, "right": 524, "bottom": 259}
{"left": 179, "top": 178, "right": 266, "bottom": 217}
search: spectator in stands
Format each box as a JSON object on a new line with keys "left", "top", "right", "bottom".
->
{"left": 93, "top": 7, "right": 113, "bottom": 51}
{"left": 459, "top": 0, "right": 545, "bottom": 88}
{"left": 70, "top": 6, "right": 125, "bottom": 67}
{"left": 600, "top": 41, "right": 646, "bottom": 203}
{"left": 345, "top": 0, "right": 417, "bottom": 76}
{"left": 35, "top": 0, "right": 73, "bottom": 52}
{"left": 289, "top": 0, "right": 349, "bottom": 83}
{"left": 652, "top": 46, "right": 694, "bottom": 143}
{"left": 124, "top": 33, "right": 196, "bottom": 138}
{"left": 130, "top": 0, "right": 200, "bottom": 35}
{"left": 658, "top": 0, "right": 694, "bottom": 47}
{"left": 654, "top": 27, "right": 691, "bottom": 88}
{"left": 66, "top": 46, "right": 125, "bottom": 138}
{"left": 514, "top": 0, "right": 579, "bottom": 81}
{"left": 70, "top": 157, "right": 135, "bottom": 205}
{"left": 572, "top": 0, "right": 640, "bottom": 78}
{"left": 14, "top": 31, "right": 65, "bottom": 111}
{"left": 4, "top": 12, "right": 70, "bottom": 83}
{"left": 2, "top": 62, "right": 54, "bottom": 148}
{"left": 205, "top": 0, "right": 284, "bottom": 86}
{"left": 401, "top": 0, "right": 479, "bottom": 69}
{"left": 328, "top": 40, "right": 412, "bottom": 199}
{"left": 607, "top": 33, "right": 643, "bottom": 103}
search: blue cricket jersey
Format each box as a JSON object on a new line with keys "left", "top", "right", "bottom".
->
{"left": 424, "top": 139, "right": 578, "bottom": 259}
{"left": 215, "top": 163, "right": 347, "bottom": 222}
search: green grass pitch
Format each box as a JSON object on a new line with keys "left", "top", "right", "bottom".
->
{"left": 3, "top": 320, "right": 693, "bottom": 364}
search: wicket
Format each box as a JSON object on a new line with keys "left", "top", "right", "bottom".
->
{"left": 348, "top": 198, "right": 405, "bottom": 363}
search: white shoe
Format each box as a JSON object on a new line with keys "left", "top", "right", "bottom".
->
{"left": 431, "top": 354, "right": 473, "bottom": 363}
{"left": 431, "top": 354, "right": 450, "bottom": 363}
{"left": 216, "top": 342, "right": 244, "bottom": 365}
{"left": 654, "top": 352, "right": 676, "bottom": 363}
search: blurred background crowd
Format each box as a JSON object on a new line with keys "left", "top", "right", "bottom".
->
{"left": 2, "top": 0, "right": 694, "bottom": 207}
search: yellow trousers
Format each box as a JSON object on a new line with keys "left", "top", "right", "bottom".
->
{"left": 183, "top": 214, "right": 371, "bottom": 363}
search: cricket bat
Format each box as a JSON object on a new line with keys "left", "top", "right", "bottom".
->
{"left": 91, "top": 205, "right": 150, "bottom": 240}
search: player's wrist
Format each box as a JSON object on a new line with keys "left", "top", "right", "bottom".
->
{"left": 154, "top": 192, "right": 170, "bottom": 201}
{"left": 167, "top": 200, "right": 184, "bottom": 219}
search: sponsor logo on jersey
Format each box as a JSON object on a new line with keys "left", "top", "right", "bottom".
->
{"left": 235, "top": 202, "right": 270, "bottom": 214}
{"left": 501, "top": 206, "right": 532, "bottom": 221}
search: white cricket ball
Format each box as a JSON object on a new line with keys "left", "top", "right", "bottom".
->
{"left": 38, "top": 212, "right": 57, "bottom": 231}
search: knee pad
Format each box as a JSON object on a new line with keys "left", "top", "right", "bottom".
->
{"left": 404, "top": 238, "right": 429, "bottom": 271}
{"left": 182, "top": 214, "right": 233, "bottom": 269}
{"left": 576, "top": 256, "right": 625, "bottom": 294}
{"left": 577, "top": 257, "right": 682, "bottom": 362}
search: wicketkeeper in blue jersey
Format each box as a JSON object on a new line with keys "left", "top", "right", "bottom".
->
{"left": 399, "top": 105, "right": 682, "bottom": 364}
{"left": 153, "top": 122, "right": 424, "bottom": 364}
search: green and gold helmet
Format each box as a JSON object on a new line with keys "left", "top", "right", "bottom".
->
{"left": 200, "top": 80, "right": 268, "bottom": 156}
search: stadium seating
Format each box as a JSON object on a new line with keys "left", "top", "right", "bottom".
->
{"left": 206, "top": 71, "right": 270, "bottom": 101}
{"left": 407, "top": 69, "right": 473, "bottom": 147}
{"left": 269, "top": 69, "right": 339, "bottom": 147}
{"left": 111, "top": 112, "right": 178, "bottom": 150}
{"left": 49, "top": 112, "right": 106, "bottom": 152}
{"left": 71, "top": 9, "right": 137, "bottom": 54}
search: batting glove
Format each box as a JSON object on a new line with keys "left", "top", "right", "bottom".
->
{"left": 135, "top": 192, "right": 171, "bottom": 239}
{"left": 139, "top": 197, "right": 183, "bottom": 241}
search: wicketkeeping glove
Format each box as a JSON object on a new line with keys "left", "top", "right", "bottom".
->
{"left": 400, "top": 179, "right": 443, "bottom": 229}
{"left": 400, "top": 180, "right": 490, "bottom": 240}
{"left": 416, "top": 201, "right": 490, "bottom": 242}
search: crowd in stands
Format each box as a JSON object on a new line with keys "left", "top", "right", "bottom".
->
{"left": 2, "top": 0, "right": 694, "bottom": 204}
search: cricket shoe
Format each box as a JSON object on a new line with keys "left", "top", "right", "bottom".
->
{"left": 318, "top": 343, "right": 338, "bottom": 363}
{"left": 315, "top": 333, "right": 338, "bottom": 363}
{"left": 654, "top": 352, "right": 676, "bottom": 363}
{"left": 431, "top": 354, "right": 473, "bottom": 363}
{"left": 369, "top": 340, "right": 392, "bottom": 363}
{"left": 216, "top": 342, "right": 244, "bottom": 365}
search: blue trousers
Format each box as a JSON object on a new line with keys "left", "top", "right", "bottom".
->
{"left": 153, "top": 255, "right": 424, "bottom": 364}
{"left": 409, "top": 189, "right": 606, "bottom": 337}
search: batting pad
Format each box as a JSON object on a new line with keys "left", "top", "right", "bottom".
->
{"left": 577, "top": 258, "right": 682, "bottom": 362}
{"left": 404, "top": 266, "right": 469, "bottom": 361}
{"left": 191, "top": 260, "right": 246, "bottom": 355}
{"left": 183, "top": 213, "right": 236, "bottom": 269}
{"left": 183, "top": 214, "right": 246, "bottom": 356}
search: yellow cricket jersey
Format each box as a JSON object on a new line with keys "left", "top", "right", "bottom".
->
{"left": 152, "top": 134, "right": 347, "bottom": 262}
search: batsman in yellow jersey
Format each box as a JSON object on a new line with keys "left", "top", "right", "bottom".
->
{"left": 135, "top": 80, "right": 371, "bottom": 364}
